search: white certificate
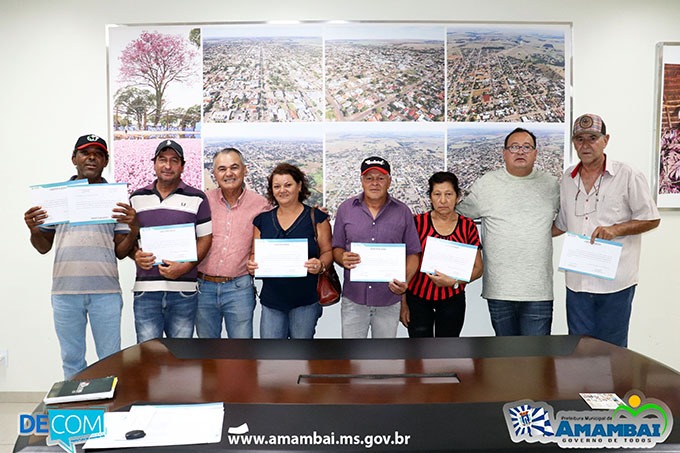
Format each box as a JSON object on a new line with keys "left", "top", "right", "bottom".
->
{"left": 30, "top": 179, "right": 89, "bottom": 226}
{"left": 140, "top": 223, "right": 197, "bottom": 265}
{"left": 558, "top": 232, "right": 623, "bottom": 280}
{"left": 254, "top": 238, "right": 308, "bottom": 278}
{"left": 68, "top": 182, "right": 129, "bottom": 225}
{"left": 350, "top": 242, "right": 406, "bottom": 282}
{"left": 420, "top": 236, "right": 478, "bottom": 282}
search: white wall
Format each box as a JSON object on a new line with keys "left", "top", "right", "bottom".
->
{"left": 1, "top": 0, "right": 679, "bottom": 391}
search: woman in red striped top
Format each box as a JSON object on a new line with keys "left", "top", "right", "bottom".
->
{"left": 400, "top": 172, "right": 483, "bottom": 337}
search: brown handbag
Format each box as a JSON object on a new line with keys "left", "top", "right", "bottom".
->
{"left": 311, "top": 208, "right": 342, "bottom": 306}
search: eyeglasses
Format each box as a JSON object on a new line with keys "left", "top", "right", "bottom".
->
{"left": 574, "top": 174, "right": 603, "bottom": 217}
{"left": 505, "top": 144, "right": 535, "bottom": 154}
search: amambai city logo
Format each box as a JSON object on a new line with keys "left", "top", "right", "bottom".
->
{"left": 503, "top": 391, "right": 673, "bottom": 449}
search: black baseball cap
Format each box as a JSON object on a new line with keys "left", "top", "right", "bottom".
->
{"left": 154, "top": 139, "right": 185, "bottom": 162}
{"left": 360, "top": 156, "right": 391, "bottom": 175}
{"left": 74, "top": 134, "right": 108, "bottom": 156}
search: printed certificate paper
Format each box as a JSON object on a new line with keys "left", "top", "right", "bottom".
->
{"left": 558, "top": 232, "right": 623, "bottom": 280}
{"left": 254, "top": 238, "right": 308, "bottom": 278}
{"left": 350, "top": 242, "right": 405, "bottom": 282}
{"left": 68, "top": 182, "right": 129, "bottom": 225}
{"left": 420, "top": 236, "right": 478, "bottom": 282}
{"left": 29, "top": 180, "right": 88, "bottom": 225}
{"left": 140, "top": 223, "right": 197, "bottom": 265}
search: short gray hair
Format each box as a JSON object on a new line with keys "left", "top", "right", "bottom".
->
{"left": 212, "top": 147, "right": 245, "bottom": 165}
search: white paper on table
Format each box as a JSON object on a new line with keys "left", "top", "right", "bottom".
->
{"left": 579, "top": 392, "right": 626, "bottom": 410}
{"left": 350, "top": 242, "right": 406, "bottom": 282}
{"left": 83, "top": 402, "right": 224, "bottom": 449}
{"left": 68, "top": 182, "right": 129, "bottom": 225}
{"left": 558, "top": 232, "right": 623, "bottom": 280}
{"left": 140, "top": 223, "right": 197, "bottom": 265}
{"left": 29, "top": 179, "right": 88, "bottom": 226}
{"left": 420, "top": 236, "right": 478, "bottom": 282}
{"left": 254, "top": 238, "right": 308, "bottom": 278}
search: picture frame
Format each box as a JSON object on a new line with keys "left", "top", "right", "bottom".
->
{"left": 654, "top": 42, "right": 680, "bottom": 208}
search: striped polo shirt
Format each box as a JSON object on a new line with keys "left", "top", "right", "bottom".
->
{"left": 130, "top": 180, "right": 212, "bottom": 293}
{"left": 42, "top": 177, "right": 130, "bottom": 295}
{"left": 46, "top": 222, "right": 130, "bottom": 294}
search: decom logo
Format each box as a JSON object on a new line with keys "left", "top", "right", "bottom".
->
{"left": 503, "top": 391, "right": 673, "bottom": 449}
{"left": 18, "top": 408, "right": 106, "bottom": 453}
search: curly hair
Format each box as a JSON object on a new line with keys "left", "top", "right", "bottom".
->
{"left": 266, "top": 163, "right": 310, "bottom": 205}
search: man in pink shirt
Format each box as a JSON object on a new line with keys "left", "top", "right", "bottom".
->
{"left": 196, "top": 148, "right": 270, "bottom": 338}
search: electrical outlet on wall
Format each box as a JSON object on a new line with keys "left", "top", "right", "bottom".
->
{"left": 0, "top": 349, "right": 8, "bottom": 367}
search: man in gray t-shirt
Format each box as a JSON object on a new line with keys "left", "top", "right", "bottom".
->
{"left": 457, "top": 127, "right": 559, "bottom": 336}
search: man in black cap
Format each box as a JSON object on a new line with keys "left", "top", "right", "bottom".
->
{"left": 129, "top": 139, "right": 212, "bottom": 342}
{"left": 332, "top": 156, "right": 421, "bottom": 338}
{"left": 24, "top": 134, "right": 139, "bottom": 378}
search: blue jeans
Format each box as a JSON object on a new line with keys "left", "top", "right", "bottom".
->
{"left": 486, "top": 299, "right": 553, "bottom": 336}
{"left": 341, "top": 297, "right": 401, "bottom": 338}
{"left": 133, "top": 291, "right": 197, "bottom": 343}
{"left": 260, "top": 303, "right": 322, "bottom": 339}
{"left": 196, "top": 275, "right": 256, "bottom": 338}
{"left": 566, "top": 286, "right": 635, "bottom": 347}
{"left": 51, "top": 293, "right": 122, "bottom": 379}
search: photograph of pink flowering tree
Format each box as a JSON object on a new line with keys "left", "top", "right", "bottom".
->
{"left": 109, "top": 26, "right": 203, "bottom": 193}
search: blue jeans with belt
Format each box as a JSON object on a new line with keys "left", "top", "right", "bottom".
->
{"left": 196, "top": 275, "right": 256, "bottom": 338}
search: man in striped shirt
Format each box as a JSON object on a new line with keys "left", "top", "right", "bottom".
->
{"left": 24, "top": 134, "right": 139, "bottom": 378}
{"left": 130, "top": 140, "right": 212, "bottom": 342}
{"left": 553, "top": 114, "right": 660, "bottom": 347}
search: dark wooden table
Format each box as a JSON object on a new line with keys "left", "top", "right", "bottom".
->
{"left": 14, "top": 336, "right": 680, "bottom": 451}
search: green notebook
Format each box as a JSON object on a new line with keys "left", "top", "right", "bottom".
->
{"left": 44, "top": 376, "right": 118, "bottom": 404}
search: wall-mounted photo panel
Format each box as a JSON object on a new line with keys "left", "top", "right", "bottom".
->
{"left": 108, "top": 25, "right": 203, "bottom": 193}
{"left": 107, "top": 22, "right": 571, "bottom": 210}
{"left": 447, "top": 24, "right": 568, "bottom": 124}
{"left": 203, "top": 24, "right": 324, "bottom": 123}
{"left": 655, "top": 43, "right": 680, "bottom": 208}
{"left": 325, "top": 24, "right": 445, "bottom": 122}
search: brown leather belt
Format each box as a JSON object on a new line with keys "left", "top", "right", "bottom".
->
{"left": 197, "top": 272, "right": 236, "bottom": 283}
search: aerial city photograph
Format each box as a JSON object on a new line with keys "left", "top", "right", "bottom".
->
{"left": 447, "top": 25, "right": 566, "bottom": 123}
{"left": 203, "top": 25, "right": 323, "bottom": 123}
{"left": 325, "top": 25, "right": 445, "bottom": 122}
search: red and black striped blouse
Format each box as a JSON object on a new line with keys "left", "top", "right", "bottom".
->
{"left": 407, "top": 211, "right": 481, "bottom": 301}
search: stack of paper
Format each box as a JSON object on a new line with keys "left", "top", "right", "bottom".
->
{"left": 83, "top": 403, "right": 224, "bottom": 449}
